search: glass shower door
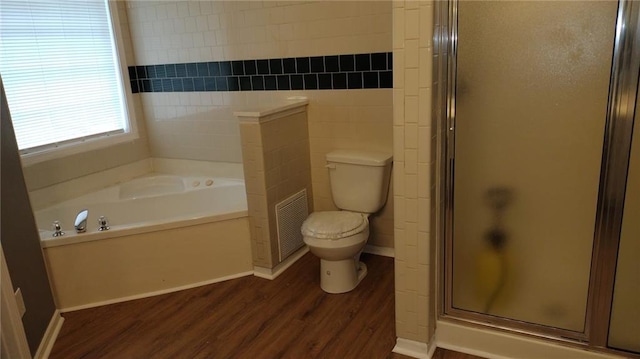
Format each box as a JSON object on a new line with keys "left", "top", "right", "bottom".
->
{"left": 450, "top": 1, "right": 618, "bottom": 332}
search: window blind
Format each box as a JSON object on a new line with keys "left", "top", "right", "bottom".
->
{"left": 0, "top": 0, "right": 128, "bottom": 152}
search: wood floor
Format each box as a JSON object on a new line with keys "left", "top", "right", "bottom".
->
{"left": 50, "top": 252, "right": 482, "bottom": 359}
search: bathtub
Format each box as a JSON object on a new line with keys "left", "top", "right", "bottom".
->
{"left": 38, "top": 175, "right": 247, "bottom": 247}
{"left": 38, "top": 173, "right": 253, "bottom": 311}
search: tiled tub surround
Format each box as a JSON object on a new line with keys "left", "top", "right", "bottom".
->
{"left": 128, "top": 52, "right": 393, "bottom": 93}
{"left": 126, "top": 1, "right": 395, "bottom": 251}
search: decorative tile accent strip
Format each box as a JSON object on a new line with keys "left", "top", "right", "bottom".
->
{"left": 128, "top": 52, "right": 392, "bottom": 93}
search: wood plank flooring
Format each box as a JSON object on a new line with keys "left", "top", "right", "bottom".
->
{"left": 50, "top": 252, "right": 482, "bottom": 359}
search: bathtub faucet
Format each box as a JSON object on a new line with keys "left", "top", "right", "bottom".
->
{"left": 52, "top": 221, "right": 64, "bottom": 237}
{"left": 75, "top": 209, "right": 88, "bottom": 233}
{"left": 98, "top": 216, "right": 110, "bottom": 231}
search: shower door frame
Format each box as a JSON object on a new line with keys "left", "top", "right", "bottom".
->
{"left": 438, "top": 0, "right": 640, "bottom": 355}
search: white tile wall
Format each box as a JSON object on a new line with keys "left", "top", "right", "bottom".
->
{"left": 125, "top": 0, "right": 393, "bottom": 166}
{"left": 126, "top": 0, "right": 391, "bottom": 64}
{"left": 393, "top": 0, "right": 435, "bottom": 344}
{"left": 140, "top": 92, "right": 243, "bottom": 162}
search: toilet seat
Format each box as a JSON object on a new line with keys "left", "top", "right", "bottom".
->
{"left": 301, "top": 211, "right": 368, "bottom": 240}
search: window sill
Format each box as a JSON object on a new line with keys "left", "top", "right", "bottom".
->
{"left": 20, "top": 131, "right": 139, "bottom": 167}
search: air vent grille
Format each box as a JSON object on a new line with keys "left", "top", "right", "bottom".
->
{"left": 276, "top": 189, "right": 308, "bottom": 262}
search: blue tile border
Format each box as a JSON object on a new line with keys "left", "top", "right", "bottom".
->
{"left": 128, "top": 52, "right": 392, "bottom": 93}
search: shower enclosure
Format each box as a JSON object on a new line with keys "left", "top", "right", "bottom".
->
{"left": 437, "top": 0, "right": 640, "bottom": 356}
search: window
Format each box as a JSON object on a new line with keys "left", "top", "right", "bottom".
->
{"left": 0, "top": 0, "right": 136, "bottom": 164}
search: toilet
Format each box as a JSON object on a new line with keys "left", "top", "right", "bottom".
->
{"left": 302, "top": 150, "right": 392, "bottom": 294}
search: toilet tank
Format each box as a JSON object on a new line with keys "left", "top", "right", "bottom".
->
{"left": 326, "top": 150, "right": 393, "bottom": 213}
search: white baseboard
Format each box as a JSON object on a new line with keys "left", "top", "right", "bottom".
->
{"left": 394, "top": 322, "right": 622, "bottom": 359}
{"left": 427, "top": 334, "right": 437, "bottom": 358}
{"left": 393, "top": 338, "right": 433, "bottom": 359}
{"left": 252, "top": 244, "right": 391, "bottom": 280}
{"left": 34, "top": 310, "right": 64, "bottom": 359}
{"left": 254, "top": 246, "right": 309, "bottom": 280}
{"left": 436, "top": 320, "right": 620, "bottom": 359}
{"left": 363, "top": 244, "right": 395, "bottom": 258}
{"left": 60, "top": 271, "right": 254, "bottom": 312}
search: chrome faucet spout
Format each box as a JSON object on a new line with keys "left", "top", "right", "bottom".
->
{"left": 75, "top": 209, "right": 88, "bottom": 233}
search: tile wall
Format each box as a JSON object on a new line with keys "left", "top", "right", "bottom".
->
{"left": 126, "top": 1, "right": 395, "bottom": 249}
{"left": 126, "top": 1, "right": 392, "bottom": 163}
{"left": 239, "top": 109, "right": 313, "bottom": 268}
{"left": 306, "top": 89, "right": 395, "bottom": 248}
{"left": 128, "top": 53, "right": 393, "bottom": 93}
{"left": 392, "top": 0, "right": 435, "bottom": 344}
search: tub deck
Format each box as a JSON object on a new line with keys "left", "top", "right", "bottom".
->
{"left": 37, "top": 175, "right": 247, "bottom": 247}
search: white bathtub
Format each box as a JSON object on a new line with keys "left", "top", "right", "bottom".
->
{"left": 38, "top": 172, "right": 253, "bottom": 311}
{"left": 37, "top": 174, "right": 247, "bottom": 247}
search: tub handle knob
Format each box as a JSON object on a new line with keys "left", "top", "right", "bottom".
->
{"left": 98, "top": 216, "right": 110, "bottom": 231}
{"left": 52, "top": 221, "right": 65, "bottom": 237}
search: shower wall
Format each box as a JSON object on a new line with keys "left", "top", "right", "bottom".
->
{"left": 125, "top": 1, "right": 395, "bottom": 248}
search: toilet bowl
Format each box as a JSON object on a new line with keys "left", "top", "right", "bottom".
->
{"left": 302, "top": 211, "right": 370, "bottom": 293}
{"left": 301, "top": 150, "right": 393, "bottom": 294}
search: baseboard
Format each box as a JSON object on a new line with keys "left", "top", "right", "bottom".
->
{"left": 436, "top": 320, "right": 620, "bottom": 359}
{"left": 34, "top": 310, "right": 64, "bottom": 359}
{"left": 363, "top": 244, "right": 395, "bottom": 258}
{"left": 254, "top": 246, "right": 309, "bottom": 280}
{"left": 427, "top": 334, "right": 437, "bottom": 358}
{"left": 253, "top": 244, "right": 390, "bottom": 280}
{"left": 392, "top": 338, "right": 432, "bottom": 359}
{"left": 60, "top": 271, "right": 254, "bottom": 312}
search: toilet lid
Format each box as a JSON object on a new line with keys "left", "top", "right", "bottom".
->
{"left": 301, "top": 211, "right": 368, "bottom": 240}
